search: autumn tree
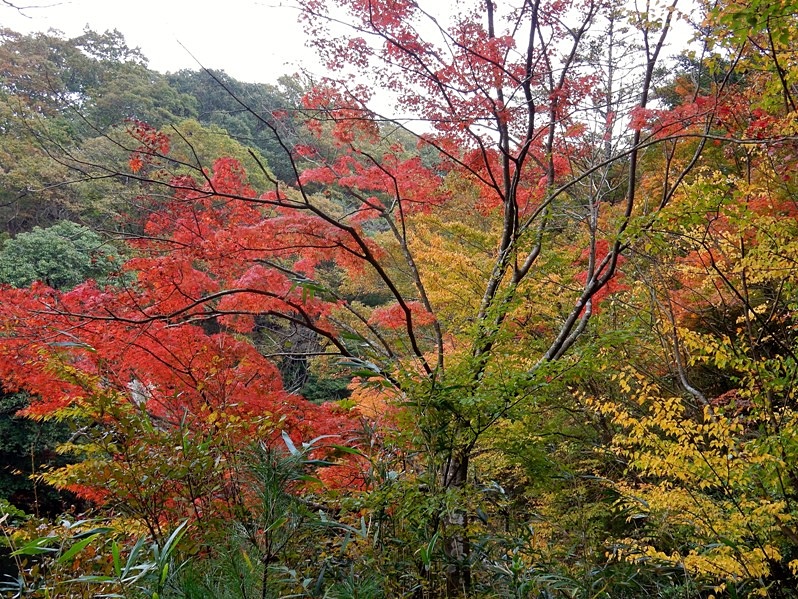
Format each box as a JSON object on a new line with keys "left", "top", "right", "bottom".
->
{"left": 5, "top": 0, "right": 793, "bottom": 596}
{"left": 570, "top": 0, "right": 798, "bottom": 593}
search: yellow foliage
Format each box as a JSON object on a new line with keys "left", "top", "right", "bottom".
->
{"left": 588, "top": 362, "right": 798, "bottom": 585}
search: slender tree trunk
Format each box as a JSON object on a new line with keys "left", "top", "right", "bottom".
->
{"left": 443, "top": 451, "right": 471, "bottom": 596}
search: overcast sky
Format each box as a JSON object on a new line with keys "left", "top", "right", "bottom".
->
{"left": 1, "top": 0, "right": 316, "bottom": 83}
{"left": 2, "top": 0, "right": 700, "bottom": 116}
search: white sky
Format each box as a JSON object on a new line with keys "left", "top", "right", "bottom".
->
{"left": 1, "top": 0, "right": 699, "bottom": 115}
{"left": 1, "top": 0, "right": 317, "bottom": 83}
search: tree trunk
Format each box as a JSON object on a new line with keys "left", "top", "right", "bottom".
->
{"left": 443, "top": 450, "right": 471, "bottom": 596}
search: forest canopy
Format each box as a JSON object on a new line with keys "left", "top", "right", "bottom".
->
{"left": 2, "top": 0, "right": 798, "bottom": 597}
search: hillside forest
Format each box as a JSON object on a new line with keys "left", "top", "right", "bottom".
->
{"left": 2, "top": 0, "right": 798, "bottom": 597}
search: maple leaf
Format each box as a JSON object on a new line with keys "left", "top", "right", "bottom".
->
{"left": 129, "top": 154, "right": 143, "bottom": 173}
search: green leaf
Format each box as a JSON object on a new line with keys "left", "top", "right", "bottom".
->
{"left": 158, "top": 520, "right": 188, "bottom": 561}
{"left": 328, "top": 444, "right": 364, "bottom": 456}
{"left": 337, "top": 358, "right": 381, "bottom": 374}
{"left": 70, "top": 575, "right": 116, "bottom": 583}
{"left": 265, "top": 517, "right": 288, "bottom": 533}
{"left": 340, "top": 330, "right": 367, "bottom": 342}
{"left": 298, "top": 474, "right": 323, "bottom": 484}
{"left": 123, "top": 536, "right": 149, "bottom": 578}
{"left": 11, "top": 536, "right": 59, "bottom": 556}
{"left": 303, "top": 459, "right": 335, "bottom": 467}
{"left": 56, "top": 532, "right": 100, "bottom": 564}
{"left": 72, "top": 526, "right": 113, "bottom": 539}
{"left": 348, "top": 369, "right": 384, "bottom": 378}
{"left": 112, "top": 540, "right": 121, "bottom": 578}
{"left": 418, "top": 531, "right": 440, "bottom": 568}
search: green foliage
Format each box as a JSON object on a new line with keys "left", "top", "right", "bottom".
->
{"left": 1, "top": 515, "right": 188, "bottom": 598}
{"left": 0, "top": 90, "right": 81, "bottom": 234}
{"left": 0, "top": 28, "right": 195, "bottom": 234}
{"left": 0, "top": 392, "right": 76, "bottom": 517}
{"left": 167, "top": 440, "right": 369, "bottom": 599}
{"left": 166, "top": 118, "right": 277, "bottom": 190}
{"left": 167, "top": 70, "right": 303, "bottom": 183}
{"left": 85, "top": 62, "right": 198, "bottom": 130}
{"left": 300, "top": 373, "right": 352, "bottom": 403}
{"left": 0, "top": 220, "right": 122, "bottom": 289}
